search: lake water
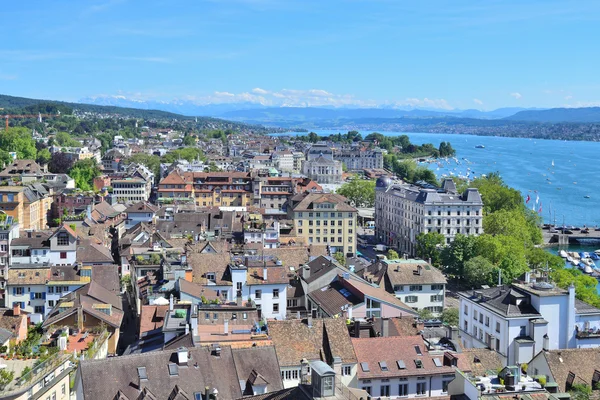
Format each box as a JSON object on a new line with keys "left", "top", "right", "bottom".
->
{"left": 277, "top": 130, "right": 599, "bottom": 227}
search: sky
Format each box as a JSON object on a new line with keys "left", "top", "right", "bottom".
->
{"left": 2, "top": 0, "right": 600, "bottom": 110}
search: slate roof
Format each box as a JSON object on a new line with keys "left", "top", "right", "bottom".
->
{"left": 0, "top": 308, "right": 25, "bottom": 339}
{"left": 76, "top": 239, "right": 114, "bottom": 264}
{"left": 78, "top": 345, "right": 283, "bottom": 400}
{"left": 531, "top": 348, "right": 600, "bottom": 392}
{"left": 238, "top": 387, "right": 306, "bottom": 400}
{"left": 574, "top": 298, "right": 600, "bottom": 315}
{"left": 11, "top": 231, "right": 52, "bottom": 248}
{"left": 340, "top": 274, "right": 417, "bottom": 315}
{"left": 0, "top": 159, "right": 43, "bottom": 177}
{"left": 308, "top": 281, "right": 357, "bottom": 317}
{"left": 377, "top": 258, "right": 447, "bottom": 285}
{"left": 457, "top": 285, "right": 542, "bottom": 318}
{"left": 232, "top": 346, "right": 283, "bottom": 396}
{"left": 125, "top": 201, "right": 159, "bottom": 214}
{"left": 268, "top": 318, "right": 357, "bottom": 367}
{"left": 460, "top": 348, "right": 504, "bottom": 377}
{"left": 8, "top": 267, "right": 50, "bottom": 285}
{"left": 178, "top": 278, "right": 219, "bottom": 301}
{"left": 351, "top": 335, "right": 459, "bottom": 379}
{"left": 304, "top": 256, "right": 345, "bottom": 284}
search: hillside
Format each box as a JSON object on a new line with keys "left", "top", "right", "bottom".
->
{"left": 505, "top": 107, "right": 600, "bottom": 123}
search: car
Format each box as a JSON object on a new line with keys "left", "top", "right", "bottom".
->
{"left": 564, "top": 230, "right": 574, "bottom": 234}
{"left": 549, "top": 228, "right": 559, "bottom": 233}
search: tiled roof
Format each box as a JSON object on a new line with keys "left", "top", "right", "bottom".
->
{"left": 246, "top": 266, "right": 289, "bottom": 285}
{"left": 539, "top": 348, "right": 600, "bottom": 392}
{"left": 124, "top": 201, "right": 159, "bottom": 214}
{"left": 351, "top": 335, "right": 456, "bottom": 379}
{"left": 76, "top": 239, "right": 114, "bottom": 264}
{"left": 178, "top": 278, "right": 219, "bottom": 300}
{"left": 308, "top": 281, "right": 356, "bottom": 317}
{"left": 460, "top": 348, "right": 503, "bottom": 377}
{"left": 0, "top": 309, "right": 25, "bottom": 338}
{"left": 291, "top": 193, "right": 357, "bottom": 212}
{"left": 8, "top": 267, "right": 50, "bottom": 285}
{"left": 268, "top": 318, "right": 357, "bottom": 367}
{"left": 139, "top": 305, "right": 169, "bottom": 335}
{"left": 340, "top": 275, "right": 417, "bottom": 315}
{"left": 373, "top": 259, "right": 447, "bottom": 285}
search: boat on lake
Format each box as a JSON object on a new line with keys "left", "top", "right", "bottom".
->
{"left": 585, "top": 195, "right": 591, "bottom": 199}
{"left": 559, "top": 250, "right": 568, "bottom": 258}
{"left": 475, "top": 145, "right": 485, "bottom": 149}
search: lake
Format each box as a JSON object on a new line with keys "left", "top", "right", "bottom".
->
{"left": 277, "top": 130, "right": 599, "bottom": 227}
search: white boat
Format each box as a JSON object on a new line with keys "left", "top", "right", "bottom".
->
{"left": 595, "top": 249, "right": 600, "bottom": 255}
{"left": 584, "top": 265, "right": 594, "bottom": 274}
{"left": 583, "top": 258, "right": 592, "bottom": 266}
{"left": 571, "top": 252, "right": 581, "bottom": 259}
{"left": 567, "top": 256, "right": 573, "bottom": 263}
{"left": 559, "top": 250, "right": 568, "bottom": 258}
{"left": 571, "top": 259, "right": 580, "bottom": 266}
{"left": 583, "top": 252, "right": 590, "bottom": 258}
{"left": 552, "top": 159, "right": 555, "bottom": 167}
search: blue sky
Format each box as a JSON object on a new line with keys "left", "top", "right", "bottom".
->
{"left": 2, "top": 0, "right": 600, "bottom": 110}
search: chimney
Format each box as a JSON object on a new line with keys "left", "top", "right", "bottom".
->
{"left": 176, "top": 347, "right": 188, "bottom": 365}
{"left": 302, "top": 264, "right": 310, "bottom": 280}
{"left": 263, "top": 267, "right": 268, "bottom": 281}
{"left": 417, "top": 265, "right": 423, "bottom": 276}
{"left": 12, "top": 303, "right": 20, "bottom": 316}
{"left": 381, "top": 318, "right": 390, "bottom": 338}
{"left": 169, "top": 294, "right": 174, "bottom": 311}
{"left": 224, "top": 319, "right": 229, "bottom": 335}
{"left": 347, "top": 306, "right": 353, "bottom": 320}
{"left": 353, "top": 320, "right": 361, "bottom": 338}
{"left": 307, "top": 316, "right": 313, "bottom": 328}
{"left": 332, "top": 356, "right": 342, "bottom": 375}
{"left": 543, "top": 334, "right": 549, "bottom": 351}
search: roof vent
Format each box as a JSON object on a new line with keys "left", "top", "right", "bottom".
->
{"left": 177, "top": 347, "right": 188, "bottom": 365}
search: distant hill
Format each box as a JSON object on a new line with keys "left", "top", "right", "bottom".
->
{"left": 505, "top": 107, "right": 600, "bottom": 123}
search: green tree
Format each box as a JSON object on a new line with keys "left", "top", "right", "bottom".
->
{"left": 334, "top": 252, "right": 346, "bottom": 266}
{"left": 463, "top": 256, "right": 497, "bottom": 287}
{"left": 0, "top": 127, "right": 37, "bottom": 160}
{"left": 417, "top": 308, "right": 433, "bottom": 321}
{"left": 415, "top": 232, "right": 445, "bottom": 266}
{"left": 205, "top": 162, "right": 221, "bottom": 172}
{"left": 162, "top": 148, "right": 206, "bottom": 163}
{"left": 387, "top": 249, "right": 400, "bottom": 260}
{"left": 183, "top": 134, "right": 196, "bottom": 146}
{"left": 127, "top": 153, "right": 161, "bottom": 178}
{"left": 0, "top": 369, "right": 14, "bottom": 389}
{"left": 470, "top": 173, "right": 523, "bottom": 213}
{"left": 441, "top": 234, "right": 477, "bottom": 278}
{"left": 36, "top": 148, "right": 51, "bottom": 165}
{"left": 336, "top": 179, "right": 376, "bottom": 207}
{"left": 570, "top": 383, "right": 591, "bottom": 400}
{"left": 307, "top": 132, "right": 319, "bottom": 143}
{"left": 441, "top": 308, "right": 459, "bottom": 327}
{"left": 68, "top": 159, "right": 101, "bottom": 191}
{"left": 55, "top": 131, "right": 79, "bottom": 147}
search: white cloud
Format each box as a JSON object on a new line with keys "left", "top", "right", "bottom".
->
{"left": 510, "top": 92, "right": 522, "bottom": 99}
{"left": 400, "top": 97, "right": 453, "bottom": 110}
{"left": 564, "top": 95, "right": 573, "bottom": 100}
{"left": 563, "top": 100, "right": 600, "bottom": 108}
{"left": 251, "top": 88, "right": 269, "bottom": 95}
{"left": 473, "top": 98, "right": 483, "bottom": 105}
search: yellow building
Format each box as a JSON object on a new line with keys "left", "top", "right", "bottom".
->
{"left": 290, "top": 192, "right": 357, "bottom": 257}
{"left": 0, "top": 185, "right": 52, "bottom": 230}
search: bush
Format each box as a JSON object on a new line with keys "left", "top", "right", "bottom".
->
{"left": 537, "top": 376, "right": 547, "bottom": 386}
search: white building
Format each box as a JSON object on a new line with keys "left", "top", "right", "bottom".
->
{"left": 271, "top": 151, "right": 294, "bottom": 172}
{"left": 361, "top": 258, "right": 447, "bottom": 316}
{"left": 375, "top": 177, "right": 483, "bottom": 256}
{"left": 124, "top": 201, "right": 158, "bottom": 229}
{"left": 458, "top": 275, "right": 600, "bottom": 366}
{"left": 10, "top": 225, "right": 77, "bottom": 266}
{"left": 243, "top": 221, "right": 280, "bottom": 249}
{"left": 112, "top": 178, "right": 149, "bottom": 203}
{"left": 352, "top": 335, "right": 457, "bottom": 398}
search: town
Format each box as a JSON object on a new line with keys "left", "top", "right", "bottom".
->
{"left": 0, "top": 113, "right": 595, "bottom": 400}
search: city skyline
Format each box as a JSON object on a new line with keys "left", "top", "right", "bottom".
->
{"left": 2, "top": 0, "right": 600, "bottom": 110}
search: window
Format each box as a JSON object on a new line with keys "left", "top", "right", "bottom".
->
{"left": 48, "top": 300, "right": 55, "bottom": 307}
{"left": 380, "top": 385, "right": 390, "bottom": 397}
{"left": 34, "top": 306, "right": 44, "bottom": 314}
{"left": 496, "top": 321, "right": 500, "bottom": 333}
{"left": 399, "top": 383, "right": 408, "bottom": 397}
{"left": 464, "top": 305, "right": 468, "bottom": 315}
{"left": 273, "top": 303, "right": 279, "bottom": 313}
{"left": 416, "top": 382, "right": 427, "bottom": 395}
{"left": 342, "top": 365, "right": 352, "bottom": 376}
{"left": 273, "top": 289, "right": 279, "bottom": 299}
{"left": 62, "top": 383, "right": 66, "bottom": 395}
{"left": 431, "top": 284, "right": 444, "bottom": 290}
{"left": 519, "top": 325, "right": 526, "bottom": 336}
{"left": 232, "top": 313, "right": 237, "bottom": 320}
{"left": 473, "top": 310, "right": 478, "bottom": 320}
{"left": 430, "top": 295, "right": 443, "bottom": 302}
{"left": 442, "top": 379, "right": 453, "bottom": 393}
{"left": 405, "top": 296, "right": 418, "bottom": 303}
{"left": 60, "top": 252, "right": 67, "bottom": 259}
{"left": 236, "top": 282, "right": 242, "bottom": 291}
{"left": 56, "top": 233, "right": 69, "bottom": 246}
{"left": 394, "top": 285, "right": 404, "bottom": 292}
{"left": 485, "top": 316, "right": 490, "bottom": 327}
{"left": 409, "top": 285, "right": 423, "bottom": 291}
{"left": 361, "top": 386, "right": 371, "bottom": 395}
{"left": 15, "top": 287, "right": 23, "bottom": 295}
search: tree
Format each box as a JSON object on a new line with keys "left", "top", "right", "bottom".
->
{"left": 387, "top": 249, "right": 400, "bottom": 260}
{"left": 0, "top": 369, "right": 14, "bottom": 389}
{"left": 417, "top": 308, "right": 433, "bottom": 321}
{"left": 470, "top": 173, "right": 523, "bottom": 213}
{"left": 336, "top": 179, "right": 376, "bottom": 207}
{"left": 441, "top": 234, "right": 477, "bottom": 278}
{"left": 334, "top": 252, "right": 346, "bottom": 266}
{"left": 48, "top": 152, "right": 74, "bottom": 173}
{"left": 570, "top": 383, "right": 591, "bottom": 400}
{"left": 205, "top": 162, "right": 221, "bottom": 172}
{"left": 162, "top": 148, "right": 206, "bottom": 163}
{"left": 0, "top": 127, "right": 37, "bottom": 160}
{"left": 55, "top": 131, "right": 79, "bottom": 147}
{"left": 36, "top": 148, "right": 51, "bottom": 165}
{"left": 441, "top": 308, "right": 459, "bottom": 327}
{"left": 307, "top": 132, "right": 319, "bottom": 143}
{"left": 127, "top": 153, "right": 161, "bottom": 178}
{"left": 183, "top": 134, "right": 196, "bottom": 146}
{"left": 415, "top": 232, "right": 445, "bottom": 266}
{"left": 463, "top": 256, "right": 497, "bottom": 288}
{"left": 68, "top": 159, "right": 101, "bottom": 191}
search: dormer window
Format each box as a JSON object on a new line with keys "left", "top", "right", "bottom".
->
{"left": 57, "top": 233, "right": 70, "bottom": 246}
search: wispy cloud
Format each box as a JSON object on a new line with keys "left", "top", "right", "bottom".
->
{"left": 510, "top": 92, "right": 522, "bottom": 99}
{"left": 0, "top": 73, "right": 17, "bottom": 81}
{"left": 113, "top": 56, "right": 172, "bottom": 63}
{"left": 473, "top": 98, "right": 483, "bottom": 105}
{"left": 81, "top": 0, "right": 125, "bottom": 17}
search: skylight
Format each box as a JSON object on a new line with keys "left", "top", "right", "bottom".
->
{"left": 396, "top": 360, "right": 406, "bottom": 369}
{"left": 379, "top": 361, "right": 389, "bottom": 372}
{"left": 433, "top": 358, "right": 442, "bottom": 367}
{"left": 137, "top": 367, "right": 148, "bottom": 381}
{"left": 168, "top": 363, "right": 179, "bottom": 376}
{"left": 414, "top": 345, "right": 422, "bottom": 355}
{"left": 360, "top": 362, "right": 370, "bottom": 372}
{"left": 414, "top": 360, "right": 424, "bottom": 369}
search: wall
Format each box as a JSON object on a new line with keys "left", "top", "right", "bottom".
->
{"left": 248, "top": 283, "right": 287, "bottom": 320}
{"left": 394, "top": 283, "right": 445, "bottom": 314}
{"left": 357, "top": 374, "right": 455, "bottom": 399}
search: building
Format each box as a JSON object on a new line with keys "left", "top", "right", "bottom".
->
{"left": 6, "top": 265, "right": 51, "bottom": 323}
{"left": 75, "top": 345, "right": 284, "bottom": 400}
{"left": 334, "top": 148, "right": 384, "bottom": 171}
{"left": 43, "top": 281, "right": 124, "bottom": 354}
{"left": 359, "top": 258, "right": 447, "bottom": 315}
{"left": 51, "top": 191, "right": 97, "bottom": 220}
{"left": 458, "top": 275, "right": 600, "bottom": 365}
{"left": 0, "top": 159, "right": 45, "bottom": 181}
{"left": 290, "top": 192, "right": 357, "bottom": 257}
{"left": 0, "top": 185, "right": 53, "bottom": 230}
{"left": 375, "top": 177, "right": 484, "bottom": 255}
{"left": 101, "top": 148, "right": 125, "bottom": 171}
{"left": 528, "top": 348, "right": 600, "bottom": 393}
{"left": 10, "top": 225, "right": 78, "bottom": 266}
{"left": 0, "top": 215, "right": 19, "bottom": 305}
{"left": 303, "top": 155, "right": 343, "bottom": 185}
{"left": 351, "top": 335, "right": 458, "bottom": 398}
{"left": 271, "top": 150, "right": 294, "bottom": 172}
{"left": 112, "top": 178, "right": 150, "bottom": 203}
{"left": 269, "top": 318, "right": 358, "bottom": 389}
{"left": 0, "top": 353, "right": 72, "bottom": 400}
{"left": 124, "top": 201, "right": 158, "bottom": 229}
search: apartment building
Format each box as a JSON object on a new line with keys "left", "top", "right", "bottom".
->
{"left": 375, "top": 177, "right": 484, "bottom": 256}
{"left": 290, "top": 192, "right": 357, "bottom": 257}
{"left": 0, "top": 216, "right": 19, "bottom": 305}
{"left": 360, "top": 258, "right": 447, "bottom": 316}
{"left": 0, "top": 185, "right": 53, "bottom": 230}
{"left": 270, "top": 150, "right": 294, "bottom": 172}
{"left": 0, "top": 354, "right": 72, "bottom": 400}
{"left": 10, "top": 225, "right": 77, "bottom": 266}
{"left": 303, "top": 156, "right": 343, "bottom": 185}
{"left": 458, "top": 274, "right": 600, "bottom": 365}
{"left": 334, "top": 147, "right": 384, "bottom": 170}
{"left": 112, "top": 178, "right": 149, "bottom": 203}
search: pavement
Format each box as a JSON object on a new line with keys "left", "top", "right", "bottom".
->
{"left": 117, "top": 291, "right": 139, "bottom": 355}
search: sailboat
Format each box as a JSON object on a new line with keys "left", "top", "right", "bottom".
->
{"left": 552, "top": 159, "right": 555, "bottom": 167}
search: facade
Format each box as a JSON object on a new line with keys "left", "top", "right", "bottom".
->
{"left": 124, "top": 201, "right": 158, "bottom": 229}
{"left": 458, "top": 276, "right": 600, "bottom": 365}
{"left": 52, "top": 191, "right": 96, "bottom": 220}
{"left": 270, "top": 151, "right": 294, "bottom": 172}
{"left": 6, "top": 265, "right": 52, "bottom": 322}
{"left": 290, "top": 192, "right": 357, "bottom": 257}
{"left": 360, "top": 258, "right": 447, "bottom": 315}
{"left": 375, "top": 177, "right": 484, "bottom": 255}
{"left": 334, "top": 148, "right": 384, "bottom": 170}
{"left": 0, "top": 354, "right": 72, "bottom": 400}
{"left": 0, "top": 185, "right": 53, "bottom": 230}
{"left": 0, "top": 217, "right": 19, "bottom": 305}
{"left": 352, "top": 335, "right": 457, "bottom": 398}
{"left": 10, "top": 225, "right": 77, "bottom": 266}
{"left": 303, "top": 156, "right": 343, "bottom": 185}
{"left": 527, "top": 348, "right": 600, "bottom": 393}
{"left": 292, "top": 151, "right": 305, "bottom": 173}
{"left": 112, "top": 178, "right": 149, "bottom": 203}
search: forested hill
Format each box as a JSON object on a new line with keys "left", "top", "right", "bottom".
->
{"left": 504, "top": 107, "right": 600, "bottom": 123}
